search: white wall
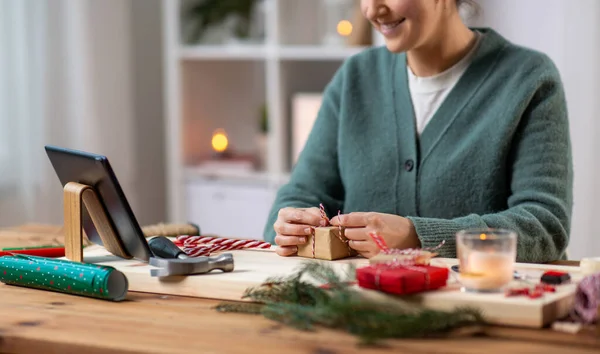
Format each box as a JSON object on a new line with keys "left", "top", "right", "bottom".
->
{"left": 474, "top": 0, "right": 600, "bottom": 258}
{"left": 0, "top": 0, "right": 167, "bottom": 228}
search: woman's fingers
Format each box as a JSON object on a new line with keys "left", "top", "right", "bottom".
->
{"left": 274, "top": 234, "right": 308, "bottom": 246}
{"left": 273, "top": 220, "right": 313, "bottom": 236}
{"left": 343, "top": 227, "right": 369, "bottom": 241}
{"left": 330, "top": 212, "right": 372, "bottom": 227}
{"left": 348, "top": 239, "right": 370, "bottom": 252}
{"left": 344, "top": 227, "right": 382, "bottom": 258}
{"left": 278, "top": 207, "right": 323, "bottom": 226}
{"left": 276, "top": 245, "right": 298, "bottom": 257}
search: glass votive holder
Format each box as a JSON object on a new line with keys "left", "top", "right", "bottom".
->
{"left": 456, "top": 229, "right": 517, "bottom": 293}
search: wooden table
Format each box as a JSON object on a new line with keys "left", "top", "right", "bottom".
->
{"left": 1, "top": 224, "right": 599, "bottom": 354}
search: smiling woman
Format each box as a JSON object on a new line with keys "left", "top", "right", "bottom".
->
{"left": 264, "top": 0, "right": 573, "bottom": 264}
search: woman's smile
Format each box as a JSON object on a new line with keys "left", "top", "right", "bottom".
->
{"left": 377, "top": 18, "right": 407, "bottom": 36}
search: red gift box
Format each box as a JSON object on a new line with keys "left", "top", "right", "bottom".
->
{"left": 356, "top": 265, "right": 449, "bottom": 295}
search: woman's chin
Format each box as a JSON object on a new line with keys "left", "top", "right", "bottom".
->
{"left": 384, "top": 40, "right": 409, "bottom": 53}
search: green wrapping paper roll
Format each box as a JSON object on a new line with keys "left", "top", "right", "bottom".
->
{"left": 0, "top": 254, "right": 128, "bottom": 301}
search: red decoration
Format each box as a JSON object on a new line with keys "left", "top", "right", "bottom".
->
{"left": 357, "top": 265, "right": 449, "bottom": 295}
{"left": 504, "top": 283, "right": 556, "bottom": 299}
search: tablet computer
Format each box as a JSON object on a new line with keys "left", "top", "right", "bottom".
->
{"left": 45, "top": 145, "right": 153, "bottom": 261}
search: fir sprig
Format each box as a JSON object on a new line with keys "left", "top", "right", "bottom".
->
{"left": 215, "top": 261, "right": 487, "bottom": 345}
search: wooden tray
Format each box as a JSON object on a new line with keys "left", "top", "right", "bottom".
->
{"left": 81, "top": 245, "right": 582, "bottom": 328}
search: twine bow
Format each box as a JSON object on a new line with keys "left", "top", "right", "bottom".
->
{"left": 310, "top": 203, "right": 352, "bottom": 258}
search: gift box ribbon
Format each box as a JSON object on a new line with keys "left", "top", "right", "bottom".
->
{"left": 307, "top": 203, "right": 352, "bottom": 258}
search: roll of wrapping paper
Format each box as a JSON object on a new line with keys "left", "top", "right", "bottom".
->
{"left": 0, "top": 254, "right": 128, "bottom": 301}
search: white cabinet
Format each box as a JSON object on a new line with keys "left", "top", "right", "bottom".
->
{"left": 186, "top": 179, "right": 277, "bottom": 240}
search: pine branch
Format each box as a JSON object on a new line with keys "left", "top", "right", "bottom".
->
{"left": 214, "top": 302, "right": 263, "bottom": 314}
{"left": 216, "top": 261, "right": 487, "bottom": 345}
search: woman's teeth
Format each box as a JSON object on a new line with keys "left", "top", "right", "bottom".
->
{"left": 379, "top": 19, "right": 405, "bottom": 35}
{"left": 381, "top": 20, "right": 402, "bottom": 30}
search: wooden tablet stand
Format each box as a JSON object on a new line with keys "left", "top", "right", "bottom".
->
{"left": 63, "top": 182, "right": 131, "bottom": 262}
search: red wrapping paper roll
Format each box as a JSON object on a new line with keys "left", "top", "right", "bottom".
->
{"left": 356, "top": 265, "right": 449, "bottom": 295}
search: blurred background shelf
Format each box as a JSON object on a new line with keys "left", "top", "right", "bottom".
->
{"left": 179, "top": 45, "right": 368, "bottom": 61}
{"left": 277, "top": 45, "right": 369, "bottom": 60}
{"left": 164, "top": 0, "right": 382, "bottom": 239}
{"left": 179, "top": 44, "right": 268, "bottom": 60}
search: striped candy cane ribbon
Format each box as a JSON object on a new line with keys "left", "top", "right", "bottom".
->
{"left": 175, "top": 236, "right": 271, "bottom": 248}
{"left": 175, "top": 235, "right": 271, "bottom": 257}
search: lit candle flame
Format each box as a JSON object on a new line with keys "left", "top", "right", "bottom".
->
{"left": 337, "top": 20, "right": 353, "bottom": 36}
{"left": 211, "top": 129, "right": 229, "bottom": 153}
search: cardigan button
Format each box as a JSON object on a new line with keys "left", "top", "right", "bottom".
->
{"left": 404, "top": 159, "right": 414, "bottom": 172}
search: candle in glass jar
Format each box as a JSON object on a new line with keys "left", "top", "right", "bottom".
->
{"left": 458, "top": 251, "right": 514, "bottom": 291}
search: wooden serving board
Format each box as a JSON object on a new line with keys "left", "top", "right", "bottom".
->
{"left": 80, "top": 245, "right": 582, "bottom": 329}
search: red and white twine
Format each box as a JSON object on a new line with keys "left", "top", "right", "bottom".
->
{"left": 175, "top": 235, "right": 271, "bottom": 257}
{"left": 308, "top": 204, "right": 352, "bottom": 258}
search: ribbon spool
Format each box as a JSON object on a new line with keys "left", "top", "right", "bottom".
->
{"left": 580, "top": 257, "right": 600, "bottom": 276}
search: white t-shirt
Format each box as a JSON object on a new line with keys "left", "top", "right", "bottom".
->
{"left": 408, "top": 33, "right": 482, "bottom": 135}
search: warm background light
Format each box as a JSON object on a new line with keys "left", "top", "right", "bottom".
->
{"left": 211, "top": 130, "right": 229, "bottom": 153}
{"left": 336, "top": 20, "right": 353, "bottom": 36}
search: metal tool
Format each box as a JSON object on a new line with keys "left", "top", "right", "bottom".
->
{"left": 147, "top": 236, "right": 190, "bottom": 259}
{"left": 147, "top": 236, "right": 234, "bottom": 277}
{"left": 149, "top": 254, "right": 234, "bottom": 277}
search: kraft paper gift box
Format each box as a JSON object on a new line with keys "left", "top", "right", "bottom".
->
{"left": 297, "top": 226, "right": 357, "bottom": 261}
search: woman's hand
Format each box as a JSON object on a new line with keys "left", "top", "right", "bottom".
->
{"left": 273, "top": 207, "right": 327, "bottom": 257}
{"left": 330, "top": 212, "right": 420, "bottom": 258}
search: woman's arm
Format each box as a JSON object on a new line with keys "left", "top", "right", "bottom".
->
{"left": 408, "top": 76, "right": 573, "bottom": 263}
{"left": 262, "top": 69, "right": 346, "bottom": 244}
